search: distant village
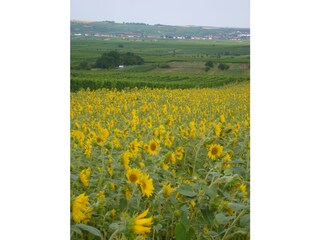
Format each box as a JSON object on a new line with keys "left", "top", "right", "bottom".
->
{"left": 72, "top": 31, "right": 250, "bottom": 41}
{"left": 71, "top": 20, "right": 250, "bottom": 41}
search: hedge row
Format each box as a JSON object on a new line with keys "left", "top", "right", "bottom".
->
{"left": 70, "top": 77, "right": 249, "bottom": 92}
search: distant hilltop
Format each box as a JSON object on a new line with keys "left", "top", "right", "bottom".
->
{"left": 71, "top": 20, "right": 250, "bottom": 40}
{"left": 71, "top": 19, "right": 95, "bottom": 24}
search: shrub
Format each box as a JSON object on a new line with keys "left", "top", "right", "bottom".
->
{"left": 218, "top": 63, "right": 230, "bottom": 71}
{"left": 205, "top": 61, "right": 214, "bottom": 68}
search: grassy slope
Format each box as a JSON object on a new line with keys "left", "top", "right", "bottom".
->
{"left": 71, "top": 38, "right": 250, "bottom": 91}
{"left": 71, "top": 39, "right": 250, "bottom": 67}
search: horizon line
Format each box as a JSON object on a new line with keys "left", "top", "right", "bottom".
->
{"left": 70, "top": 19, "right": 250, "bottom": 29}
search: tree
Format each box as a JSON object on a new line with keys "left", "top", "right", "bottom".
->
{"left": 205, "top": 61, "right": 214, "bottom": 68}
{"left": 218, "top": 63, "right": 230, "bottom": 71}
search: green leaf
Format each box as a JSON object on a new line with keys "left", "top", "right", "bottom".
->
{"left": 177, "top": 184, "right": 197, "bottom": 197}
{"left": 203, "top": 185, "right": 217, "bottom": 199}
{"left": 215, "top": 213, "right": 232, "bottom": 225}
{"left": 240, "top": 214, "right": 250, "bottom": 228}
{"left": 109, "top": 221, "right": 122, "bottom": 231}
{"left": 175, "top": 223, "right": 187, "bottom": 240}
{"left": 187, "top": 227, "right": 196, "bottom": 239}
{"left": 181, "top": 212, "right": 190, "bottom": 229}
{"left": 200, "top": 208, "right": 214, "bottom": 225}
{"left": 228, "top": 203, "right": 247, "bottom": 212}
{"left": 154, "top": 223, "right": 162, "bottom": 232}
{"left": 119, "top": 197, "right": 127, "bottom": 210}
{"left": 70, "top": 225, "right": 82, "bottom": 235}
{"left": 75, "top": 224, "right": 103, "bottom": 239}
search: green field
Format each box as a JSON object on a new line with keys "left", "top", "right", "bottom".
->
{"left": 71, "top": 38, "right": 250, "bottom": 91}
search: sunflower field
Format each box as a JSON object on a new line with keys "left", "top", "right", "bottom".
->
{"left": 70, "top": 82, "right": 250, "bottom": 239}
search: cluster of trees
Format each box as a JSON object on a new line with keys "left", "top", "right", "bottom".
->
{"left": 95, "top": 51, "right": 144, "bottom": 69}
{"left": 205, "top": 61, "right": 230, "bottom": 72}
{"left": 75, "top": 51, "right": 144, "bottom": 70}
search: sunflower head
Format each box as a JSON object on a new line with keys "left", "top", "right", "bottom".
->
{"left": 79, "top": 168, "right": 91, "bottom": 187}
{"left": 163, "top": 183, "right": 174, "bottom": 198}
{"left": 72, "top": 193, "right": 92, "bottom": 223}
{"left": 208, "top": 144, "right": 223, "bottom": 160}
{"left": 139, "top": 174, "right": 154, "bottom": 198}
{"left": 129, "top": 139, "right": 140, "bottom": 156}
{"left": 122, "top": 151, "right": 133, "bottom": 169}
{"left": 133, "top": 209, "right": 153, "bottom": 235}
{"left": 167, "top": 152, "right": 176, "bottom": 164}
{"left": 126, "top": 168, "right": 141, "bottom": 184}
{"left": 148, "top": 139, "right": 160, "bottom": 155}
{"left": 176, "top": 147, "right": 185, "bottom": 160}
{"left": 125, "top": 209, "right": 153, "bottom": 238}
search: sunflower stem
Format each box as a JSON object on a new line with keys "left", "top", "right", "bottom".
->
{"left": 109, "top": 228, "right": 120, "bottom": 240}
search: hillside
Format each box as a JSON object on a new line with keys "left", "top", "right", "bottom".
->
{"left": 71, "top": 20, "right": 250, "bottom": 40}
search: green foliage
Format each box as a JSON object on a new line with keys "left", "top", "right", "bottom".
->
{"left": 72, "top": 224, "right": 103, "bottom": 239}
{"left": 205, "top": 60, "right": 214, "bottom": 68}
{"left": 78, "top": 61, "right": 91, "bottom": 70}
{"left": 95, "top": 51, "right": 144, "bottom": 69}
{"left": 159, "top": 63, "right": 170, "bottom": 68}
{"left": 177, "top": 184, "right": 197, "bottom": 197}
{"left": 70, "top": 39, "right": 250, "bottom": 69}
{"left": 218, "top": 63, "right": 230, "bottom": 71}
{"left": 70, "top": 71, "right": 249, "bottom": 91}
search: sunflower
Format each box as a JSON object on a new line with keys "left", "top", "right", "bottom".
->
{"left": 139, "top": 174, "right": 154, "bottom": 197}
{"left": 88, "top": 130, "right": 96, "bottom": 139}
{"left": 84, "top": 139, "right": 92, "bottom": 159}
{"left": 95, "top": 135, "right": 105, "bottom": 146}
{"left": 112, "top": 137, "right": 122, "bottom": 149}
{"left": 176, "top": 147, "right": 185, "bottom": 160}
{"left": 126, "top": 168, "right": 141, "bottom": 184}
{"left": 122, "top": 151, "right": 133, "bottom": 169}
{"left": 147, "top": 139, "right": 160, "bottom": 155}
{"left": 167, "top": 152, "right": 176, "bottom": 164}
{"left": 220, "top": 114, "right": 226, "bottom": 123}
{"left": 163, "top": 183, "right": 174, "bottom": 198}
{"left": 215, "top": 123, "right": 222, "bottom": 137}
{"left": 96, "top": 190, "right": 105, "bottom": 201}
{"left": 161, "top": 162, "right": 169, "bottom": 171}
{"left": 208, "top": 144, "right": 223, "bottom": 160}
{"left": 189, "top": 128, "right": 197, "bottom": 138}
{"left": 239, "top": 183, "right": 248, "bottom": 200}
{"left": 107, "top": 165, "right": 113, "bottom": 177}
{"left": 72, "top": 193, "right": 93, "bottom": 223}
{"left": 133, "top": 209, "right": 153, "bottom": 234}
{"left": 129, "top": 139, "right": 140, "bottom": 156}
{"left": 223, "top": 153, "right": 231, "bottom": 169}
{"left": 109, "top": 182, "right": 115, "bottom": 191}
{"left": 79, "top": 168, "right": 91, "bottom": 187}
{"left": 114, "top": 128, "right": 122, "bottom": 138}
{"left": 123, "top": 185, "right": 132, "bottom": 199}
{"left": 164, "top": 133, "right": 174, "bottom": 148}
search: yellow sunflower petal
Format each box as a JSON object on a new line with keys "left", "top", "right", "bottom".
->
{"left": 135, "top": 209, "right": 149, "bottom": 220}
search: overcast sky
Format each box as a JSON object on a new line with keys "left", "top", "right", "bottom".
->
{"left": 71, "top": 0, "right": 250, "bottom": 28}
